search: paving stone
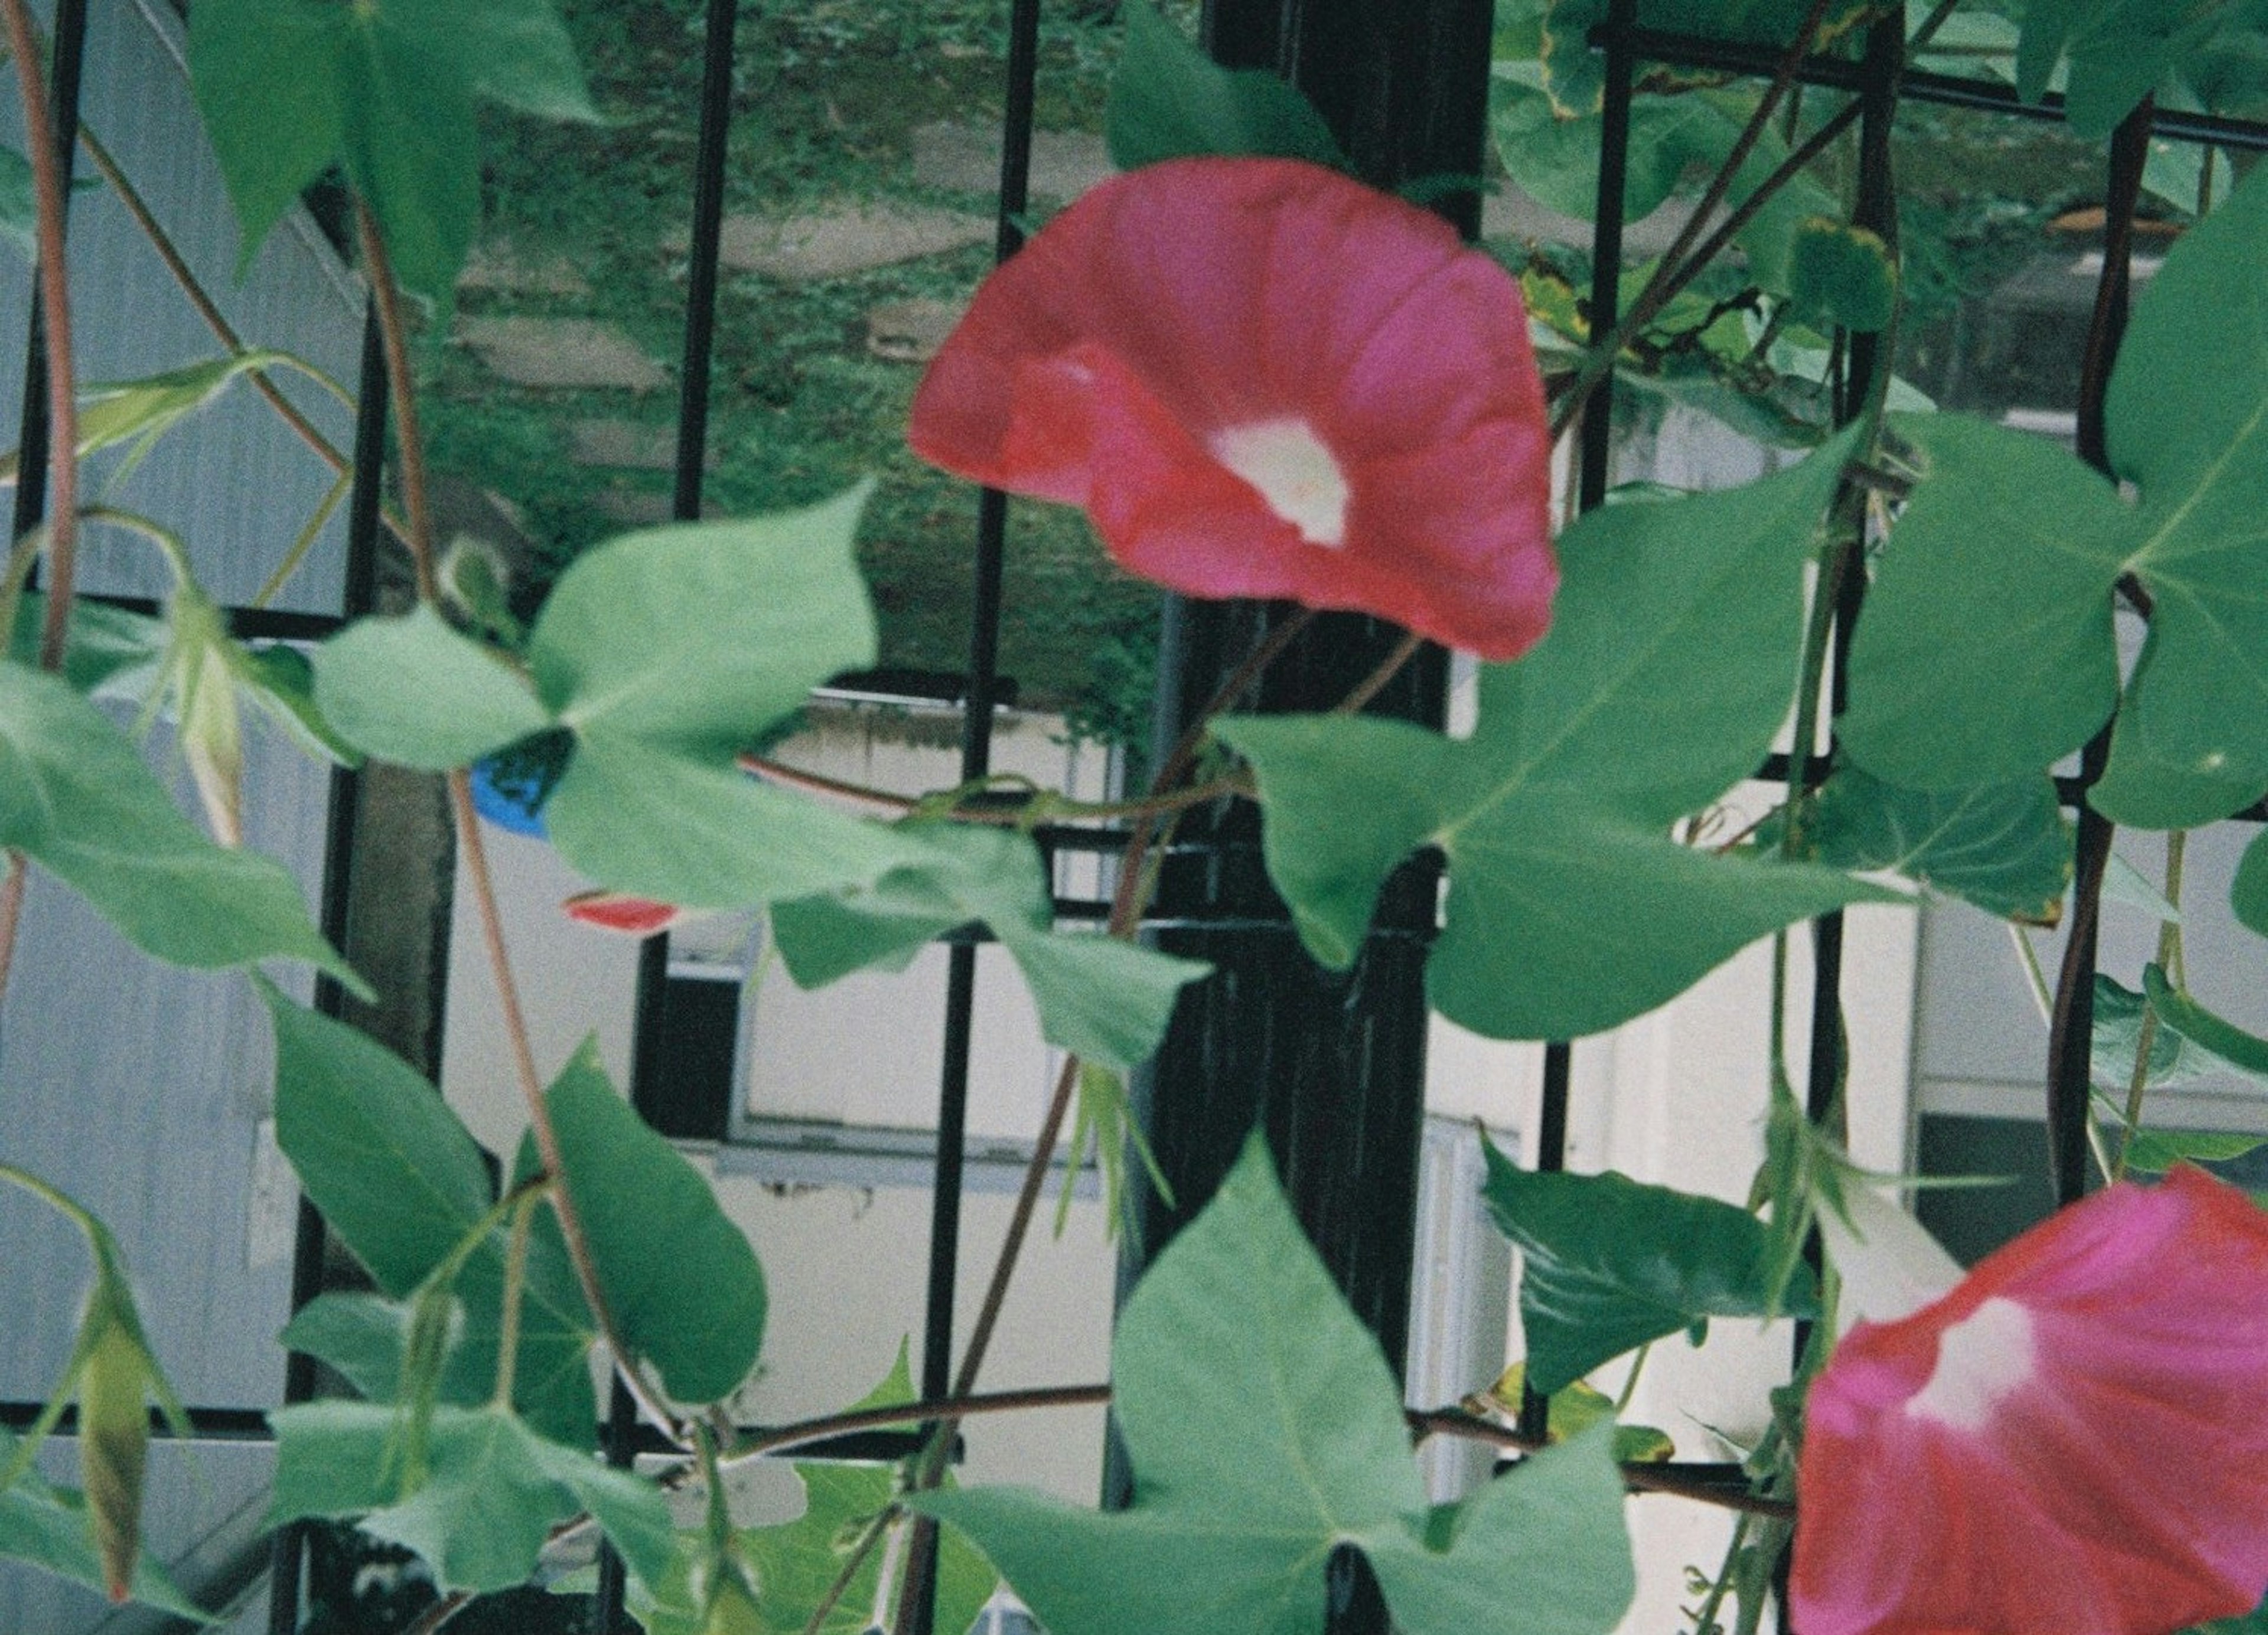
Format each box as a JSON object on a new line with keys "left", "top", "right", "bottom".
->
{"left": 569, "top": 418, "right": 720, "bottom": 471}
{"left": 458, "top": 317, "right": 669, "bottom": 391}
{"left": 456, "top": 240, "right": 592, "bottom": 298}
{"left": 865, "top": 297, "right": 967, "bottom": 364}
{"left": 699, "top": 204, "right": 993, "bottom": 280}
{"left": 911, "top": 121, "right": 1115, "bottom": 201}
{"left": 594, "top": 488, "right": 725, "bottom": 528}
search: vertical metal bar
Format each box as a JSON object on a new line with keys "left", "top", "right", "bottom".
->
{"left": 1518, "top": 0, "right": 1632, "bottom": 1450}
{"left": 1578, "top": 0, "right": 1638, "bottom": 512}
{"left": 597, "top": 12, "right": 751, "bottom": 1631}
{"left": 671, "top": 0, "right": 741, "bottom": 526}
{"left": 268, "top": 301, "right": 390, "bottom": 1635}
{"left": 1119, "top": 8, "right": 1488, "bottom": 1634}
{"left": 594, "top": 1376, "right": 640, "bottom": 1633}
{"left": 894, "top": 10, "right": 1047, "bottom": 1635}
{"left": 2045, "top": 102, "right": 2154, "bottom": 1206}
{"left": 923, "top": 0, "right": 1040, "bottom": 1415}
{"left": 1802, "top": 16, "right": 1901, "bottom": 1135}
{"left": 9, "top": 0, "right": 86, "bottom": 547}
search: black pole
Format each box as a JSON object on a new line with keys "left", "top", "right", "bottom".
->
{"left": 603, "top": 5, "right": 748, "bottom": 1630}
{"left": 267, "top": 301, "right": 389, "bottom": 1635}
{"left": 2044, "top": 102, "right": 2154, "bottom": 1206}
{"left": 1116, "top": 5, "right": 1492, "bottom": 1631}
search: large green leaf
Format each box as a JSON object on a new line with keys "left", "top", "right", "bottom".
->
{"left": 269, "top": 1401, "right": 672, "bottom": 1595}
{"left": 1221, "top": 435, "right": 1892, "bottom": 1040}
{"left": 1104, "top": 0, "right": 1347, "bottom": 171}
{"left": 312, "top": 605, "right": 552, "bottom": 771}
{"left": 1844, "top": 166, "right": 2268, "bottom": 821}
{"left": 911, "top": 1138, "right": 1635, "bottom": 1635}
{"left": 2093, "top": 973, "right": 2208, "bottom": 1094}
{"left": 278, "top": 1284, "right": 593, "bottom": 1451}
{"left": 1784, "top": 218, "right": 1897, "bottom": 334}
{"left": 314, "top": 489, "right": 920, "bottom": 909}
{"left": 1478, "top": 1142, "right": 1816, "bottom": 1395}
{"left": 543, "top": 742, "right": 914, "bottom": 909}
{"left": 772, "top": 824, "right": 1209, "bottom": 1071}
{"left": 2016, "top": 0, "right": 2259, "bottom": 138}
{"left": 188, "top": 0, "right": 594, "bottom": 301}
{"left": 0, "top": 1429, "right": 212, "bottom": 1622}
{"left": 1489, "top": 76, "right": 1842, "bottom": 292}
{"left": 2145, "top": 963, "right": 2268, "bottom": 1081}
{"left": 263, "top": 988, "right": 596, "bottom": 1443}
{"left": 546, "top": 1043, "right": 766, "bottom": 1404}
{"left": 1840, "top": 415, "right": 2129, "bottom": 788}
{"left": 0, "top": 661, "right": 361, "bottom": 987}
{"left": 2104, "top": 162, "right": 2268, "bottom": 810}
{"left": 533, "top": 488, "right": 875, "bottom": 742}
{"left": 1778, "top": 766, "right": 2072, "bottom": 924}
{"left": 2090, "top": 725, "right": 2268, "bottom": 831}
{"left": 263, "top": 982, "right": 494, "bottom": 1292}
{"left": 531, "top": 486, "right": 907, "bottom": 905}
{"left": 2235, "top": 827, "right": 2268, "bottom": 939}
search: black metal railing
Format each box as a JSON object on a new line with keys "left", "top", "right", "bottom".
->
{"left": 4, "top": 2, "right": 2266, "bottom": 1633}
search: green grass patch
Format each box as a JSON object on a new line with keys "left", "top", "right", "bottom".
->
{"left": 426, "top": 0, "right": 1157, "bottom": 732}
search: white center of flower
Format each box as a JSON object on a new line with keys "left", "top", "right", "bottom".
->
{"left": 1907, "top": 1297, "right": 2035, "bottom": 1432}
{"left": 1211, "top": 419, "right": 1350, "bottom": 549}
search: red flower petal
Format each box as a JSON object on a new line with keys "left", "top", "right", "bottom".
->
{"left": 1794, "top": 1166, "right": 2268, "bottom": 1635}
{"left": 563, "top": 889, "right": 689, "bottom": 937}
{"left": 909, "top": 157, "right": 1556, "bottom": 660}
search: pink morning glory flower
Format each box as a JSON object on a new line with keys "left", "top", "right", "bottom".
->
{"left": 908, "top": 156, "right": 1557, "bottom": 661}
{"left": 1794, "top": 1166, "right": 2268, "bottom": 1635}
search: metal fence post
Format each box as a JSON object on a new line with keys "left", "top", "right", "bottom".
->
{"left": 1115, "top": 5, "right": 1493, "bottom": 1631}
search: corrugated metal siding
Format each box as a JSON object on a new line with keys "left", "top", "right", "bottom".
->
{"left": 0, "top": 1, "right": 366, "bottom": 1626}
{"left": 0, "top": 0, "right": 363, "bottom": 612}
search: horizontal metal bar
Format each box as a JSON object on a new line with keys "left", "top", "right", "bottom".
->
{"left": 0, "top": 1402, "right": 275, "bottom": 1441}
{"left": 61, "top": 588, "right": 346, "bottom": 642}
{"left": 1611, "top": 25, "right": 2268, "bottom": 152}
{"left": 714, "top": 1117, "right": 1103, "bottom": 1197}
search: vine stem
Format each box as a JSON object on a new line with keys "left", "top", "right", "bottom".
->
{"left": 803, "top": 1502, "right": 896, "bottom": 1635}
{"left": 0, "top": 0, "right": 80, "bottom": 1018}
{"left": 448, "top": 766, "right": 680, "bottom": 1441}
{"left": 351, "top": 205, "right": 440, "bottom": 606}
{"left": 1335, "top": 630, "right": 1423, "bottom": 717}
{"left": 725, "top": 1383, "right": 1113, "bottom": 1467}
{"left": 355, "top": 197, "right": 683, "bottom": 1444}
{"left": 875, "top": 610, "right": 1321, "bottom": 1634}
{"left": 739, "top": 751, "right": 1254, "bottom": 826}
{"left": 1685, "top": 1511, "right": 1755, "bottom": 1635}
{"left": 2, "top": 0, "right": 79, "bottom": 673}
{"left": 0, "top": 857, "right": 22, "bottom": 1004}
{"left": 1549, "top": 0, "right": 1844, "bottom": 443}
{"left": 733, "top": 1384, "right": 1791, "bottom": 1518}
{"left": 399, "top": 1591, "right": 472, "bottom": 1635}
